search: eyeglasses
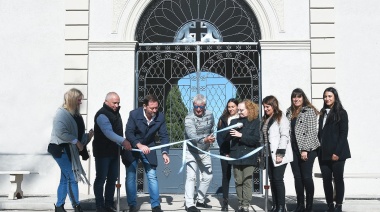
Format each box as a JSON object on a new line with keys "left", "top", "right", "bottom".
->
{"left": 194, "top": 105, "right": 205, "bottom": 110}
{"left": 237, "top": 109, "right": 245, "bottom": 112}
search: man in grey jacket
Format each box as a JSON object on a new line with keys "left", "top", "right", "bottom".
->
{"left": 184, "top": 94, "right": 215, "bottom": 212}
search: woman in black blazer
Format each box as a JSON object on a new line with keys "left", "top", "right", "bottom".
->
{"left": 217, "top": 98, "right": 240, "bottom": 211}
{"left": 318, "top": 87, "right": 351, "bottom": 212}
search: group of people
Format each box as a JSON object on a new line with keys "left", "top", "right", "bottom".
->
{"left": 48, "top": 90, "right": 170, "bottom": 212}
{"left": 215, "top": 87, "right": 350, "bottom": 212}
{"left": 47, "top": 87, "right": 350, "bottom": 212}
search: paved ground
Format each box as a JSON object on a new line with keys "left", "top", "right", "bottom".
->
{"left": 1, "top": 194, "right": 380, "bottom": 211}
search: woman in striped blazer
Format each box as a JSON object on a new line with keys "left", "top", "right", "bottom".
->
{"left": 286, "top": 88, "right": 320, "bottom": 212}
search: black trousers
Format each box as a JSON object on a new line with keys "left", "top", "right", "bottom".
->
{"left": 220, "top": 158, "right": 232, "bottom": 199}
{"left": 318, "top": 159, "right": 346, "bottom": 204}
{"left": 290, "top": 150, "right": 317, "bottom": 205}
{"left": 268, "top": 157, "right": 287, "bottom": 206}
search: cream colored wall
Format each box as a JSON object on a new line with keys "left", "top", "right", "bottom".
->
{"left": 0, "top": 0, "right": 65, "bottom": 194}
{"left": 327, "top": 0, "right": 380, "bottom": 197}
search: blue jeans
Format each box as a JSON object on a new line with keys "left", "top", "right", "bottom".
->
{"left": 53, "top": 151, "right": 79, "bottom": 207}
{"left": 93, "top": 156, "right": 118, "bottom": 208}
{"left": 125, "top": 153, "right": 160, "bottom": 208}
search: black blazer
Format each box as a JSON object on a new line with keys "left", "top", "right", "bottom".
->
{"left": 217, "top": 116, "right": 230, "bottom": 155}
{"left": 318, "top": 109, "right": 351, "bottom": 161}
{"left": 226, "top": 117, "right": 261, "bottom": 166}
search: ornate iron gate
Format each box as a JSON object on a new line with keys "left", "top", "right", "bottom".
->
{"left": 135, "top": 42, "right": 262, "bottom": 194}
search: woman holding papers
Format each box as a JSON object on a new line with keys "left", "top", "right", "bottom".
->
{"left": 225, "top": 99, "right": 260, "bottom": 212}
{"left": 217, "top": 98, "right": 240, "bottom": 211}
{"left": 261, "top": 96, "right": 292, "bottom": 212}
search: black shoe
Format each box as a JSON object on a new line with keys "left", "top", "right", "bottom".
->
{"left": 290, "top": 204, "right": 305, "bottom": 212}
{"left": 54, "top": 204, "right": 67, "bottom": 212}
{"left": 269, "top": 206, "right": 277, "bottom": 212}
{"left": 304, "top": 204, "right": 313, "bottom": 212}
{"left": 221, "top": 198, "right": 228, "bottom": 211}
{"left": 334, "top": 204, "right": 342, "bottom": 212}
{"left": 277, "top": 205, "right": 287, "bottom": 212}
{"left": 96, "top": 207, "right": 107, "bottom": 212}
{"left": 187, "top": 206, "right": 201, "bottom": 212}
{"left": 104, "top": 206, "right": 117, "bottom": 212}
{"left": 129, "top": 205, "right": 139, "bottom": 212}
{"left": 152, "top": 205, "right": 164, "bottom": 212}
{"left": 325, "top": 203, "right": 335, "bottom": 212}
{"left": 196, "top": 202, "right": 212, "bottom": 209}
{"left": 74, "top": 204, "right": 84, "bottom": 212}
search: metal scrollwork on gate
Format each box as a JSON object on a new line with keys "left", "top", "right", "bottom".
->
{"left": 134, "top": 0, "right": 263, "bottom": 194}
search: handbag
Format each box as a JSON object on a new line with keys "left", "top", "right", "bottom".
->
{"left": 258, "top": 149, "right": 266, "bottom": 170}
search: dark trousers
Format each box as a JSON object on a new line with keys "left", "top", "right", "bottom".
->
{"left": 220, "top": 158, "right": 232, "bottom": 199}
{"left": 93, "top": 156, "right": 118, "bottom": 208}
{"left": 319, "top": 159, "right": 346, "bottom": 204}
{"left": 290, "top": 150, "right": 317, "bottom": 205}
{"left": 268, "top": 157, "right": 287, "bottom": 206}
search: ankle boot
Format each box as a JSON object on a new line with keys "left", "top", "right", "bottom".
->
{"left": 277, "top": 205, "right": 287, "bottom": 212}
{"left": 221, "top": 198, "right": 228, "bottom": 211}
{"left": 334, "top": 204, "right": 342, "bottom": 212}
{"left": 291, "top": 203, "right": 305, "bottom": 212}
{"left": 304, "top": 194, "right": 313, "bottom": 212}
{"left": 74, "top": 204, "right": 84, "bottom": 212}
{"left": 305, "top": 204, "right": 313, "bottom": 212}
{"left": 269, "top": 205, "right": 277, "bottom": 212}
{"left": 270, "top": 195, "right": 277, "bottom": 212}
{"left": 325, "top": 203, "right": 334, "bottom": 212}
{"left": 54, "top": 204, "right": 67, "bottom": 212}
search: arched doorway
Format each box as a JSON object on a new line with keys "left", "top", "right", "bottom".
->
{"left": 134, "top": 0, "right": 262, "bottom": 194}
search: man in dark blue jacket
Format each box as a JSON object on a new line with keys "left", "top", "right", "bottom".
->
{"left": 122, "top": 94, "right": 170, "bottom": 212}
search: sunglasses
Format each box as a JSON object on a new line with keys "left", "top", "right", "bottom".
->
{"left": 194, "top": 105, "right": 205, "bottom": 109}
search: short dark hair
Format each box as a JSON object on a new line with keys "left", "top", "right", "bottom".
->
{"left": 143, "top": 94, "right": 159, "bottom": 106}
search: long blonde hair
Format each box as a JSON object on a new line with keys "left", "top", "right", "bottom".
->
{"left": 63, "top": 88, "right": 83, "bottom": 115}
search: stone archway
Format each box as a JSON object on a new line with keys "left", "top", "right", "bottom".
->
{"left": 116, "top": 0, "right": 277, "bottom": 41}
{"left": 132, "top": 0, "right": 263, "bottom": 194}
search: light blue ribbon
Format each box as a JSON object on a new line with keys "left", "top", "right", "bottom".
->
{"left": 128, "top": 122, "right": 264, "bottom": 174}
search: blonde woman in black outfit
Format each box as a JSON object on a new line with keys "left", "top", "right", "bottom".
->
{"left": 217, "top": 98, "right": 240, "bottom": 211}
{"left": 286, "top": 88, "right": 320, "bottom": 212}
{"left": 318, "top": 87, "right": 351, "bottom": 212}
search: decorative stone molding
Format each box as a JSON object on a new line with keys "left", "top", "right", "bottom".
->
{"left": 260, "top": 40, "right": 311, "bottom": 50}
{"left": 112, "top": 0, "right": 128, "bottom": 33}
{"left": 309, "top": 0, "right": 336, "bottom": 99}
{"left": 268, "top": 0, "right": 284, "bottom": 32}
{"left": 64, "top": 0, "right": 90, "bottom": 118}
{"left": 89, "top": 41, "right": 137, "bottom": 51}
{"left": 117, "top": 0, "right": 276, "bottom": 41}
